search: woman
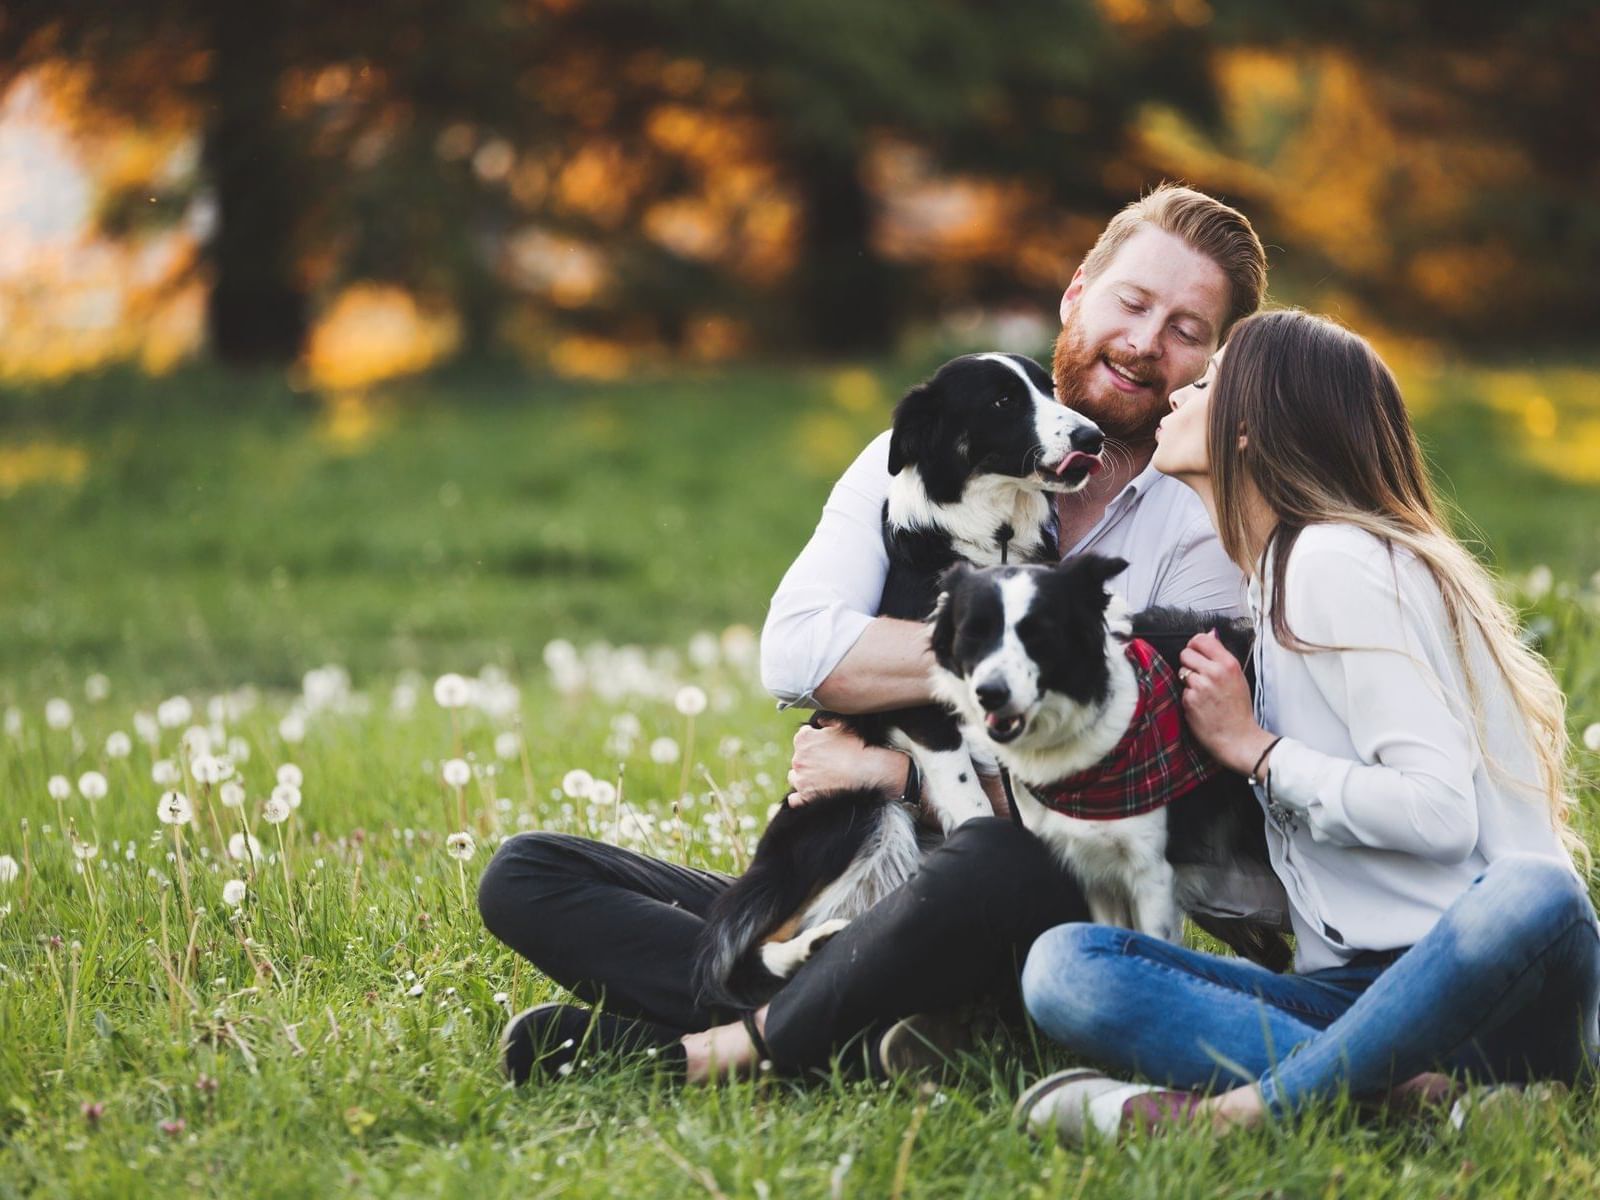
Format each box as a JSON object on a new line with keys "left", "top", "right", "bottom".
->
{"left": 1014, "top": 309, "right": 1598, "bottom": 1143}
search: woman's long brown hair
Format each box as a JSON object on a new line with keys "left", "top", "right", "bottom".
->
{"left": 1209, "top": 309, "right": 1584, "bottom": 863}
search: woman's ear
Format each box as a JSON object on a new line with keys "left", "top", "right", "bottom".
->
{"left": 1236, "top": 421, "right": 1249, "bottom": 453}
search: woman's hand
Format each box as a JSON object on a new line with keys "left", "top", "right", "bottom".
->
{"left": 787, "top": 718, "right": 908, "bottom": 807}
{"left": 1178, "top": 631, "right": 1277, "bottom": 777}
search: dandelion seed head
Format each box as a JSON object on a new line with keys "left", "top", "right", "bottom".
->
{"left": 219, "top": 781, "right": 246, "bottom": 809}
{"left": 157, "top": 696, "right": 192, "bottom": 729}
{"left": 227, "top": 736, "right": 251, "bottom": 763}
{"left": 406, "top": 983, "right": 424, "bottom": 997}
{"left": 191, "top": 754, "right": 231, "bottom": 785}
{"left": 77, "top": 771, "right": 107, "bottom": 801}
{"left": 262, "top": 795, "right": 292, "bottom": 825}
{"left": 433, "top": 673, "right": 471, "bottom": 709}
{"left": 133, "top": 712, "right": 159, "bottom": 744}
{"left": 47, "top": 775, "right": 71, "bottom": 802}
{"left": 492, "top": 991, "right": 509, "bottom": 1005}
{"left": 105, "top": 731, "right": 132, "bottom": 759}
{"left": 272, "top": 783, "right": 302, "bottom": 811}
{"left": 589, "top": 780, "right": 617, "bottom": 806}
{"left": 0, "top": 855, "right": 19, "bottom": 885}
{"left": 278, "top": 710, "right": 307, "bottom": 744}
{"left": 674, "top": 685, "right": 707, "bottom": 717}
{"left": 45, "top": 698, "right": 73, "bottom": 730}
{"left": 562, "top": 769, "right": 594, "bottom": 799}
{"left": 3, "top": 707, "right": 20, "bottom": 738}
{"left": 1584, "top": 724, "right": 1600, "bottom": 753}
{"left": 156, "top": 791, "right": 194, "bottom": 826}
{"left": 442, "top": 758, "right": 472, "bottom": 788}
{"left": 445, "top": 831, "right": 476, "bottom": 860}
{"left": 276, "top": 763, "right": 303, "bottom": 789}
{"left": 84, "top": 673, "right": 111, "bottom": 702}
{"left": 494, "top": 731, "right": 521, "bottom": 761}
{"left": 227, "top": 832, "right": 263, "bottom": 863}
{"left": 181, "top": 725, "right": 212, "bottom": 758}
{"left": 151, "top": 759, "right": 180, "bottom": 787}
{"left": 222, "top": 879, "right": 247, "bottom": 906}
{"left": 72, "top": 837, "right": 99, "bottom": 861}
{"left": 649, "top": 737, "right": 680, "bottom": 765}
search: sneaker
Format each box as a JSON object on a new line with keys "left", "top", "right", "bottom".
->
{"left": 1013, "top": 1068, "right": 1201, "bottom": 1147}
{"left": 1448, "top": 1080, "right": 1569, "bottom": 1132}
{"left": 875, "top": 1010, "right": 976, "bottom": 1079}
{"left": 499, "top": 1002, "right": 684, "bottom": 1085}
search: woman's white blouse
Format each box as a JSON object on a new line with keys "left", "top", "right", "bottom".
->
{"left": 1253, "top": 523, "right": 1573, "bottom": 973}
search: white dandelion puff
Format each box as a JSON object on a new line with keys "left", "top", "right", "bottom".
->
{"left": 151, "top": 759, "right": 181, "bottom": 787}
{"left": 433, "top": 673, "right": 471, "bottom": 709}
{"left": 181, "top": 725, "right": 212, "bottom": 759}
{"left": 0, "top": 855, "right": 20, "bottom": 884}
{"left": 133, "top": 712, "right": 159, "bottom": 744}
{"left": 105, "top": 731, "right": 132, "bottom": 759}
{"left": 276, "top": 763, "right": 303, "bottom": 789}
{"left": 47, "top": 775, "right": 72, "bottom": 802}
{"left": 45, "top": 698, "right": 73, "bottom": 730}
{"left": 227, "top": 832, "right": 264, "bottom": 863}
{"left": 157, "top": 696, "right": 192, "bottom": 728}
{"left": 1527, "top": 564, "right": 1554, "bottom": 600}
{"left": 72, "top": 837, "right": 99, "bottom": 861}
{"left": 674, "top": 685, "right": 707, "bottom": 717}
{"left": 157, "top": 791, "right": 194, "bottom": 826}
{"left": 589, "top": 780, "right": 617, "bottom": 806}
{"left": 191, "top": 755, "right": 231, "bottom": 786}
{"left": 494, "top": 731, "right": 521, "bottom": 761}
{"left": 221, "top": 879, "right": 247, "bottom": 907}
{"left": 445, "top": 831, "right": 477, "bottom": 860}
{"left": 84, "top": 673, "right": 111, "bottom": 702}
{"left": 278, "top": 710, "right": 307, "bottom": 744}
{"left": 77, "top": 772, "right": 108, "bottom": 801}
{"left": 407, "top": 983, "right": 425, "bottom": 997}
{"left": 219, "top": 781, "right": 246, "bottom": 809}
{"left": 271, "top": 783, "right": 302, "bottom": 811}
{"left": 687, "top": 631, "right": 720, "bottom": 669}
{"left": 3, "top": 707, "right": 21, "bottom": 738}
{"left": 261, "top": 795, "right": 292, "bottom": 825}
{"left": 227, "top": 736, "right": 251, "bottom": 763}
{"left": 1584, "top": 724, "right": 1600, "bottom": 753}
{"left": 561, "top": 769, "right": 594, "bottom": 799}
{"left": 649, "top": 737, "right": 680, "bottom": 765}
{"left": 442, "top": 758, "right": 472, "bottom": 788}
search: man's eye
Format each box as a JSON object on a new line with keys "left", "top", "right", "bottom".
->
{"left": 1119, "top": 298, "right": 1144, "bottom": 313}
{"left": 1173, "top": 327, "right": 1199, "bottom": 346}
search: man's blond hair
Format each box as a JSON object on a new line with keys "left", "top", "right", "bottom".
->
{"left": 1080, "top": 183, "right": 1267, "bottom": 341}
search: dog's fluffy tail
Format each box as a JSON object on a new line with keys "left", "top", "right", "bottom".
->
{"left": 692, "top": 794, "right": 920, "bottom": 1012}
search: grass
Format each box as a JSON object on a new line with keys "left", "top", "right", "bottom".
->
{"left": 5, "top": 353, "right": 1600, "bottom": 1198}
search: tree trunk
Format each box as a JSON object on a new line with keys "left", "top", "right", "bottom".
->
{"left": 201, "top": 2, "right": 308, "bottom": 366}
{"left": 789, "top": 142, "right": 896, "bottom": 355}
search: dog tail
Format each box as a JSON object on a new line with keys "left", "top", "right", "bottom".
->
{"left": 692, "top": 794, "right": 914, "bottom": 1012}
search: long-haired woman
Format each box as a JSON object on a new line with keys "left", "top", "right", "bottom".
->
{"left": 1014, "top": 309, "right": 1596, "bottom": 1142}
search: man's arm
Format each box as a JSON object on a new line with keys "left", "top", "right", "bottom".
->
{"left": 1148, "top": 510, "right": 1248, "bottom": 619}
{"left": 760, "top": 431, "right": 938, "bottom": 713}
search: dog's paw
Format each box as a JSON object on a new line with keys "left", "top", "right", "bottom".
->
{"left": 759, "top": 918, "right": 850, "bottom": 978}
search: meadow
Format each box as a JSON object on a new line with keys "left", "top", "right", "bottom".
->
{"left": 5, "top": 353, "right": 1600, "bottom": 1198}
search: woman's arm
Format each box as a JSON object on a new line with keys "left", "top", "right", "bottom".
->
{"left": 1182, "top": 540, "right": 1480, "bottom": 864}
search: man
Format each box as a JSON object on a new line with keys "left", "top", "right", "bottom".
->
{"left": 478, "top": 184, "right": 1269, "bottom": 1085}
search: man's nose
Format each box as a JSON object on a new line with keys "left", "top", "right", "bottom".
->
{"left": 1125, "top": 316, "right": 1161, "bottom": 359}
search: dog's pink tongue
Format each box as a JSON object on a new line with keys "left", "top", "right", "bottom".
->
{"left": 1057, "top": 451, "right": 1102, "bottom": 476}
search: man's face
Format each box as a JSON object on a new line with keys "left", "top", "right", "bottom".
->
{"left": 1051, "top": 224, "right": 1229, "bottom": 442}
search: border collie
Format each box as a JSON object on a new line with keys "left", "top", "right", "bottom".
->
{"left": 692, "top": 353, "right": 1104, "bottom": 1009}
{"left": 929, "top": 555, "right": 1291, "bottom": 970}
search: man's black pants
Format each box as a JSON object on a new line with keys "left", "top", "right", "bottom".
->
{"left": 476, "top": 816, "right": 1090, "bottom": 1071}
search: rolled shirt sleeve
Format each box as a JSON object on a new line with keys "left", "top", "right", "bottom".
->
{"left": 759, "top": 432, "right": 893, "bottom": 708}
{"left": 1264, "top": 540, "right": 1480, "bottom": 864}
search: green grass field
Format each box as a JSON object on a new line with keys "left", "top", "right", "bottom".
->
{"left": 5, "top": 355, "right": 1600, "bottom": 1198}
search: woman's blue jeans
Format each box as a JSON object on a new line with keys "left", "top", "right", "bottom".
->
{"left": 1021, "top": 853, "right": 1600, "bottom": 1115}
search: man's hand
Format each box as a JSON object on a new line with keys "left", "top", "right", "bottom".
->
{"left": 786, "top": 718, "right": 909, "bottom": 807}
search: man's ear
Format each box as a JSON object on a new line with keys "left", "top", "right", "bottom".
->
{"left": 1059, "top": 266, "right": 1086, "bottom": 323}
{"left": 887, "top": 382, "right": 936, "bottom": 476}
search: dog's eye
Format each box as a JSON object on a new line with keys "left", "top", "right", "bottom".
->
{"left": 993, "top": 394, "right": 1015, "bottom": 409}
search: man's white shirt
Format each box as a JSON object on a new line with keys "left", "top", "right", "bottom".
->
{"left": 760, "top": 429, "right": 1247, "bottom": 708}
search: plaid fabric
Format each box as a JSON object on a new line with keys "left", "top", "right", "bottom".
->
{"left": 1031, "top": 638, "right": 1220, "bottom": 821}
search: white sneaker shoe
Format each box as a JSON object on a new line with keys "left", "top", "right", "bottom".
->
{"left": 1012, "top": 1068, "right": 1167, "bottom": 1147}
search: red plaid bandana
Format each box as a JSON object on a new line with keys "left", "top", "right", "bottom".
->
{"left": 1031, "top": 638, "right": 1220, "bottom": 821}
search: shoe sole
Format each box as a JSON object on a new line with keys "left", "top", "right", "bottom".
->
{"left": 499, "top": 1001, "right": 566, "bottom": 1081}
{"left": 877, "top": 1011, "right": 976, "bottom": 1078}
{"left": 1012, "top": 1067, "right": 1112, "bottom": 1136}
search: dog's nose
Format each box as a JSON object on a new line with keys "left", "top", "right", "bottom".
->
{"left": 1071, "top": 424, "right": 1104, "bottom": 456}
{"left": 975, "top": 680, "right": 1010, "bottom": 712}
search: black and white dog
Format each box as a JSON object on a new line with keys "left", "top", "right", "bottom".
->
{"left": 929, "top": 555, "right": 1291, "bottom": 970}
{"left": 692, "top": 353, "right": 1104, "bottom": 1009}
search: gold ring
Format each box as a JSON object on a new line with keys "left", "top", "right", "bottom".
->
{"left": 1178, "top": 667, "right": 1192, "bottom": 683}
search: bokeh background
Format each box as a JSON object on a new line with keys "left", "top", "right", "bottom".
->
{"left": 3, "top": 1, "right": 1600, "bottom": 690}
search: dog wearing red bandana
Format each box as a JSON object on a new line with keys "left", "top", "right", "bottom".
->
{"left": 931, "top": 554, "right": 1290, "bottom": 967}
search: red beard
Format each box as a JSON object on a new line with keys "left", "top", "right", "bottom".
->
{"left": 1051, "top": 317, "right": 1169, "bottom": 443}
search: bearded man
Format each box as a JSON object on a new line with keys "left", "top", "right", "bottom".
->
{"left": 478, "top": 185, "right": 1272, "bottom": 1086}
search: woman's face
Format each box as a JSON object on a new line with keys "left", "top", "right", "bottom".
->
{"left": 1152, "top": 347, "right": 1221, "bottom": 480}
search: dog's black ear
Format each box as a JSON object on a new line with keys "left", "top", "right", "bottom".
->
{"left": 1075, "top": 554, "right": 1129, "bottom": 592}
{"left": 887, "top": 382, "right": 934, "bottom": 476}
{"left": 936, "top": 561, "right": 972, "bottom": 593}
